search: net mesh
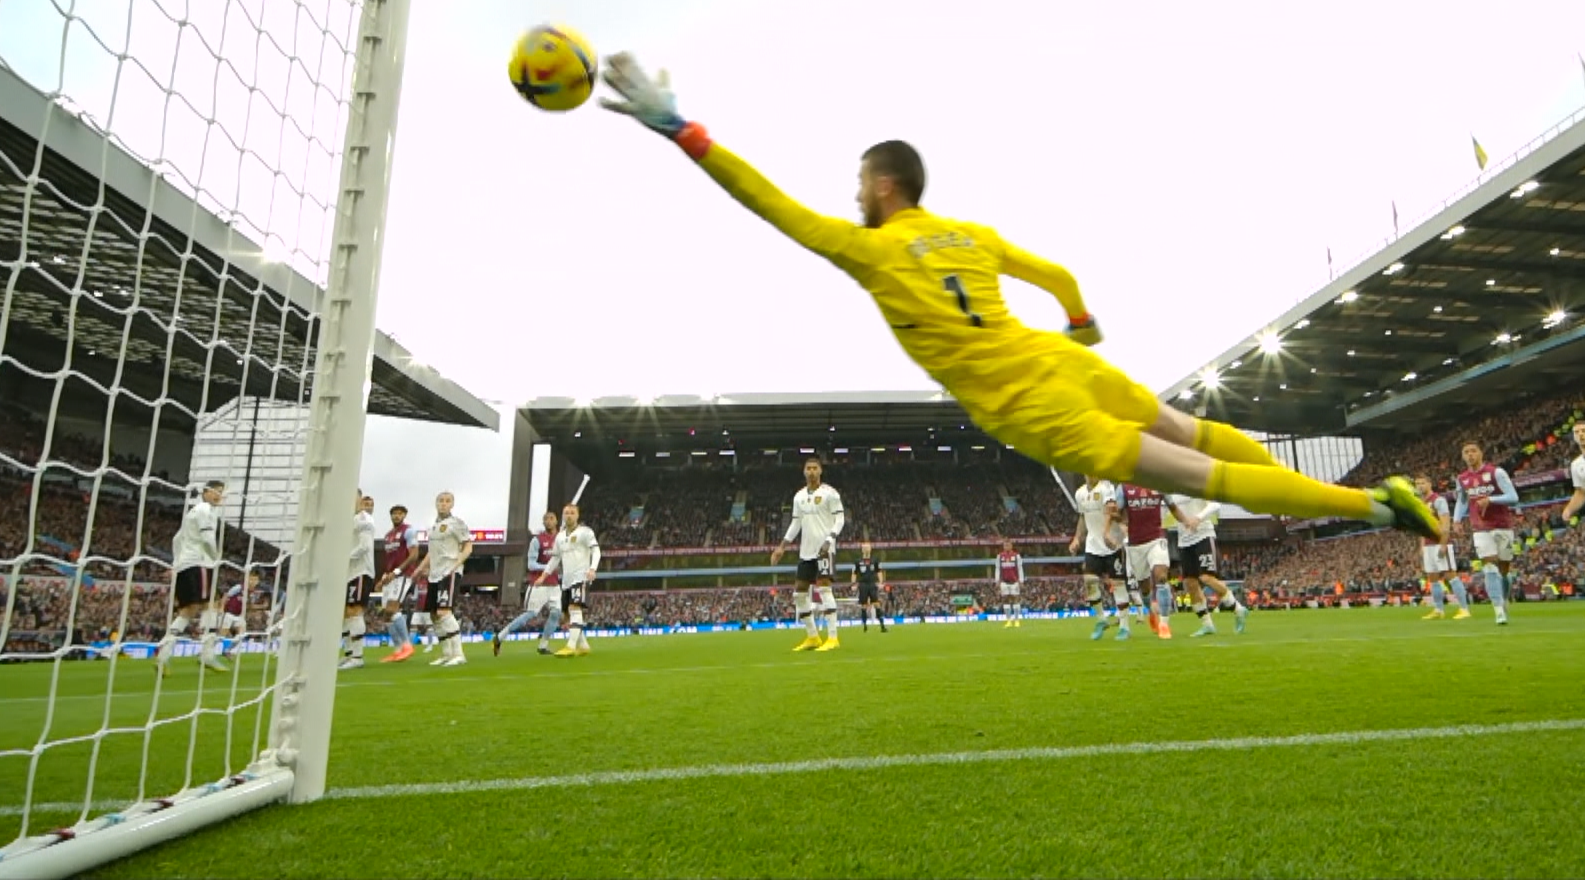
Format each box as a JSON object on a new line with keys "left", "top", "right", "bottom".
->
{"left": 0, "top": 0, "right": 360, "bottom": 853}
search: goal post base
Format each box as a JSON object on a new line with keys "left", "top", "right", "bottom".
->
{"left": 0, "top": 767, "right": 294, "bottom": 880}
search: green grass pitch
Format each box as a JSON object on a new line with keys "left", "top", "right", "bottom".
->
{"left": 4, "top": 604, "right": 1584, "bottom": 878}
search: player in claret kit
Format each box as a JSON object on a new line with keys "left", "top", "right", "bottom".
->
{"left": 1117, "top": 484, "right": 1192, "bottom": 639}
{"left": 498, "top": 510, "right": 567, "bottom": 656}
{"left": 995, "top": 540, "right": 1025, "bottom": 628}
{"left": 1453, "top": 442, "right": 1519, "bottom": 625}
{"left": 1415, "top": 476, "right": 1469, "bottom": 620}
{"left": 375, "top": 504, "right": 423, "bottom": 662}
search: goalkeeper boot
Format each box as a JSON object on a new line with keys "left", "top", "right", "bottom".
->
{"left": 815, "top": 637, "right": 841, "bottom": 652}
{"left": 1376, "top": 476, "right": 1441, "bottom": 541}
{"left": 792, "top": 636, "right": 822, "bottom": 652}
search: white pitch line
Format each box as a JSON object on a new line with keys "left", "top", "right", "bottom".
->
{"left": 5, "top": 717, "right": 1582, "bottom": 818}
{"left": 0, "top": 623, "right": 1576, "bottom": 706}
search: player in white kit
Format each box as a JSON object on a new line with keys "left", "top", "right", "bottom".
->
{"left": 1069, "top": 473, "right": 1133, "bottom": 641}
{"left": 1562, "top": 423, "right": 1585, "bottom": 524}
{"left": 412, "top": 491, "right": 474, "bottom": 666}
{"left": 341, "top": 489, "right": 378, "bottom": 670}
{"left": 156, "top": 480, "right": 229, "bottom": 677}
{"left": 1168, "top": 494, "right": 1249, "bottom": 637}
{"left": 1415, "top": 475, "right": 1469, "bottom": 620}
{"left": 534, "top": 504, "right": 600, "bottom": 658}
{"left": 772, "top": 457, "right": 845, "bottom": 652}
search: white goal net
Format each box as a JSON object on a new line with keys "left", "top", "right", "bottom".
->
{"left": 0, "top": 0, "right": 408, "bottom": 875}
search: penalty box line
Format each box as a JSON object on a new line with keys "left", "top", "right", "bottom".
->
{"left": 5, "top": 718, "right": 1585, "bottom": 817}
{"left": 322, "top": 718, "right": 1585, "bottom": 802}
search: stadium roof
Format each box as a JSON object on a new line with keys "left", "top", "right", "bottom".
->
{"left": 0, "top": 66, "right": 498, "bottom": 431}
{"left": 1161, "top": 106, "right": 1585, "bottom": 436}
{"left": 520, "top": 391, "right": 1005, "bottom": 474}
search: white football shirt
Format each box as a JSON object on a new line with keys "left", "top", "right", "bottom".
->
{"left": 348, "top": 510, "right": 377, "bottom": 580}
{"left": 1168, "top": 495, "right": 1221, "bottom": 547}
{"left": 785, "top": 484, "right": 845, "bottom": 561}
{"left": 425, "top": 514, "right": 471, "bottom": 579}
{"left": 1076, "top": 480, "right": 1119, "bottom": 556}
{"left": 1572, "top": 454, "right": 1585, "bottom": 491}
{"left": 545, "top": 524, "right": 601, "bottom": 586}
{"left": 172, "top": 500, "right": 221, "bottom": 573}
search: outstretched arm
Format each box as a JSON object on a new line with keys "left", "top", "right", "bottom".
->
{"left": 601, "top": 53, "right": 881, "bottom": 275}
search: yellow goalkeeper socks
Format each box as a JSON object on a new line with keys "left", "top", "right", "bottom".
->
{"left": 1207, "top": 461, "right": 1388, "bottom": 523}
{"left": 1194, "top": 420, "right": 1285, "bottom": 469}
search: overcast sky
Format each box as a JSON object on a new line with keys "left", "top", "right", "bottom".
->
{"left": 4, "top": 0, "right": 1584, "bottom": 531}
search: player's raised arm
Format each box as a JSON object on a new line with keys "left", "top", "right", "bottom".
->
{"left": 991, "top": 232, "right": 1102, "bottom": 346}
{"left": 599, "top": 53, "right": 877, "bottom": 269}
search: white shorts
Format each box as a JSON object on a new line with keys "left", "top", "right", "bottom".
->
{"left": 409, "top": 611, "right": 433, "bottom": 627}
{"left": 999, "top": 582, "right": 1021, "bottom": 597}
{"left": 1421, "top": 544, "right": 1456, "bottom": 574}
{"left": 220, "top": 612, "right": 245, "bottom": 633}
{"left": 1472, "top": 529, "right": 1515, "bottom": 562}
{"left": 524, "top": 585, "right": 561, "bottom": 617}
{"left": 381, "top": 575, "right": 412, "bottom": 606}
{"left": 808, "top": 584, "right": 838, "bottom": 612}
{"left": 1126, "top": 538, "right": 1170, "bottom": 583}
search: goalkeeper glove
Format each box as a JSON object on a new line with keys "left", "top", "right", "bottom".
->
{"left": 599, "top": 52, "right": 714, "bottom": 157}
{"left": 1066, "top": 313, "right": 1103, "bottom": 347}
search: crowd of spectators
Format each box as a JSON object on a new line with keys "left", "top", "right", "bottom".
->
{"left": 1342, "top": 389, "right": 1581, "bottom": 490}
{"left": 572, "top": 454, "right": 1080, "bottom": 550}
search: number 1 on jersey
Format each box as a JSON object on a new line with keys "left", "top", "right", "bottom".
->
{"left": 942, "top": 275, "right": 983, "bottom": 327}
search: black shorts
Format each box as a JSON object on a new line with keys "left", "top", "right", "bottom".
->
{"left": 1083, "top": 551, "right": 1125, "bottom": 579}
{"left": 345, "top": 575, "right": 373, "bottom": 607}
{"left": 418, "top": 574, "right": 456, "bottom": 614}
{"left": 174, "top": 567, "right": 212, "bottom": 607}
{"left": 562, "top": 581, "right": 589, "bottom": 609}
{"left": 1180, "top": 538, "right": 1218, "bottom": 578}
{"left": 858, "top": 583, "right": 880, "bottom": 604}
{"left": 797, "top": 556, "right": 834, "bottom": 583}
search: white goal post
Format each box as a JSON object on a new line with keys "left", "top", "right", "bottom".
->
{"left": 0, "top": 0, "right": 411, "bottom": 876}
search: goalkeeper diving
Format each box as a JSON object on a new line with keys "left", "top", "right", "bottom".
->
{"left": 596, "top": 54, "right": 1439, "bottom": 540}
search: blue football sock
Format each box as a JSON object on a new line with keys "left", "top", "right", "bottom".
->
{"left": 541, "top": 608, "right": 563, "bottom": 643}
{"left": 1430, "top": 581, "right": 1445, "bottom": 611}
{"left": 1451, "top": 579, "right": 1470, "bottom": 608}
{"left": 1484, "top": 567, "right": 1505, "bottom": 609}
{"left": 503, "top": 610, "right": 535, "bottom": 637}
{"left": 389, "top": 613, "right": 409, "bottom": 648}
{"left": 1156, "top": 585, "right": 1173, "bottom": 618}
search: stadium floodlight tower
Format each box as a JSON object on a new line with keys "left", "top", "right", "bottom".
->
{"left": 0, "top": 0, "right": 411, "bottom": 876}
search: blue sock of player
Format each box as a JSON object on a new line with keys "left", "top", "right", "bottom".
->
{"left": 1451, "top": 579, "right": 1470, "bottom": 608}
{"left": 1484, "top": 567, "right": 1505, "bottom": 609}
{"left": 389, "top": 612, "right": 409, "bottom": 648}
{"left": 1156, "top": 584, "right": 1173, "bottom": 618}
{"left": 1430, "top": 581, "right": 1446, "bottom": 612}
{"left": 503, "top": 610, "right": 535, "bottom": 637}
{"left": 541, "top": 607, "right": 562, "bottom": 647}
